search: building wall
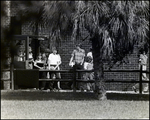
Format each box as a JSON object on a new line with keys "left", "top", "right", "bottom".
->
{"left": 21, "top": 22, "right": 149, "bottom": 91}
{"left": 3, "top": 2, "right": 148, "bottom": 91}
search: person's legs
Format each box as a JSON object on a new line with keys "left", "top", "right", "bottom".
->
{"left": 142, "top": 65, "right": 148, "bottom": 79}
{"left": 79, "top": 73, "right": 87, "bottom": 91}
{"left": 76, "top": 64, "right": 83, "bottom": 89}
{"left": 49, "top": 82, "right": 54, "bottom": 90}
{"left": 142, "top": 65, "right": 149, "bottom": 92}
{"left": 56, "top": 73, "right": 61, "bottom": 90}
{"left": 48, "top": 72, "right": 55, "bottom": 90}
{"left": 70, "top": 65, "right": 76, "bottom": 89}
{"left": 39, "top": 72, "right": 43, "bottom": 90}
{"left": 28, "top": 63, "right": 33, "bottom": 69}
{"left": 88, "top": 72, "right": 94, "bottom": 91}
{"left": 55, "top": 66, "right": 61, "bottom": 90}
{"left": 76, "top": 64, "right": 83, "bottom": 79}
{"left": 41, "top": 72, "right": 47, "bottom": 89}
{"left": 133, "top": 65, "right": 149, "bottom": 92}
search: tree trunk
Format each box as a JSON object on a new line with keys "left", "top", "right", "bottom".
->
{"left": 91, "top": 34, "right": 106, "bottom": 100}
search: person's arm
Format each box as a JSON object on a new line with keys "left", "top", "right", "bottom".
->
{"left": 139, "top": 54, "right": 143, "bottom": 65}
{"left": 54, "top": 54, "right": 62, "bottom": 70}
{"left": 34, "top": 60, "right": 42, "bottom": 69}
{"left": 69, "top": 50, "right": 75, "bottom": 67}
{"left": 48, "top": 54, "right": 51, "bottom": 69}
{"left": 69, "top": 56, "right": 74, "bottom": 65}
{"left": 84, "top": 62, "right": 88, "bottom": 70}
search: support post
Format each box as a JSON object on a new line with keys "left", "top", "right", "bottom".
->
{"left": 25, "top": 36, "right": 29, "bottom": 60}
{"left": 139, "top": 65, "right": 143, "bottom": 94}
{"left": 10, "top": 58, "right": 14, "bottom": 90}
{"left": 73, "top": 66, "right": 76, "bottom": 92}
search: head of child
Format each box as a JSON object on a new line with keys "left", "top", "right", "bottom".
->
{"left": 29, "top": 47, "right": 32, "bottom": 53}
{"left": 89, "top": 47, "right": 92, "bottom": 52}
{"left": 42, "top": 53, "right": 46, "bottom": 58}
{"left": 139, "top": 48, "right": 146, "bottom": 55}
{"left": 52, "top": 48, "right": 57, "bottom": 55}
{"left": 18, "top": 50, "right": 23, "bottom": 56}
{"left": 37, "top": 53, "right": 42, "bottom": 60}
{"left": 76, "top": 44, "right": 82, "bottom": 51}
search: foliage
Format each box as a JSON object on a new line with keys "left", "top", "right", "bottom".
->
{"left": 13, "top": 1, "right": 75, "bottom": 47}
{"left": 72, "top": 1, "right": 149, "bottom": 65}
{"left": 2, "top": 1, "right": 149, "bottom": 67}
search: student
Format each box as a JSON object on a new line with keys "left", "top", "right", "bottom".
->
{"left": 87, "top": 47, "right": 93, "bottom": 59}
{"left": 132, "top": 49, "right": 149, "bottom": 93}
{"left": 69, "top": 44, "right": 85, "bottom": 89}
{"left": 18, "top": 50, "right": 25, "bottom": 61}
{"left": 41, "top": 52, "right": 54, "bottom": 90}
{"left": 42, "top": 52, "right": 48, "bottom": 69}
{"left": 80, "top": 56, "right": 94, "bottom": 92}
{"left": 27, "top": 46, "right": 34, "bottom": 69}
{"left": 48, "top": 47, "right": 62, "bottom": 90}
{"left": 34, "top": 53, "right": 45, "bottom": 90}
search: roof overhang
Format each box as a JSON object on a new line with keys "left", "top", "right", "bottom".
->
{"left": 13, "top": 35, "right": 48, "bottom": 41}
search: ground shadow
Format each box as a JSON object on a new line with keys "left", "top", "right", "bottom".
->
{"left": 106, "top": 93, "right": 149, "bottom": 101}
{"left": 1, "top": 90, "right": 149, "bottom": 101}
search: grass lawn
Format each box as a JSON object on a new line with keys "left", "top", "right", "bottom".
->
{"left": 1, "top": 90, "right": 149, "bottom": 119}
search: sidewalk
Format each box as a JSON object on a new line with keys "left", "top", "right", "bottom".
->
{"left": 1, "top": 89, "right": 149, "bottom": 101}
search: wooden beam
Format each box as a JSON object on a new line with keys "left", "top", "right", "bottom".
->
{"left": 25, "top": 36, "right": 29, "bottom": 60}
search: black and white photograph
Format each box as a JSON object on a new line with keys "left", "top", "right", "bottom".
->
{"left": 1, "top": 1, "right": 149, "bottom": 119}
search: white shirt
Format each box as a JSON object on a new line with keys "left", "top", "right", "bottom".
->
{"left": 48, "top": 53, "right": 61, "bottom": 65}
{"left": 29, "top": 53, "right": 33, "bottom": 59}
{"left": 139, "top": 54, "right": 148, "bottom": 65}
{"left": 84, "top": 62, "right": 93, "bottom": 70}
{"left": 87, "top": 52, "right": 93, "bottom": 59}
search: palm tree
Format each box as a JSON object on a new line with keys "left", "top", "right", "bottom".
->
{"left": 71, "top": 1, "right": 149, "bottom": 99}
{"left": 8, "top": 1, "right": 149, "bottom": 99}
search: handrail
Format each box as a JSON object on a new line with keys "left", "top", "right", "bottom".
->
{"left": 37, "top": 65, "right": 149, "bottom": 94}
{"left": 13, "top": 68, "right": 149, "bottom": 74}
{"left": 1, "top": 69, "right": 10, "bottom": 72}
{"left": 2, "top": 65, "right": 149, "bottom": 94}
{"left": 76, "top": 69, "right": 149, "bottom": 73}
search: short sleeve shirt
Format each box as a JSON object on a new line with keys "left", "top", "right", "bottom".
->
{"left": 87, "top": 52, "right": 93, "bottom": 59}
{"left": 48, "top": 53, "right": 61, "bottom": 65}
{"left": 84, "top": 62, "right": 93, "bottom": 70}
{"left": 139, "top": 54, "right": 148, "bottom": 65}
{"left": 71, "top": 49, "right": 85, "bottom": 64}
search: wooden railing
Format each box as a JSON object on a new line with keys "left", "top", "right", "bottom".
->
{"left": 1, "top": 65, "right": 149, "bottom": 94}
{"left": 38, "top": 65, "right": 149, "bottom": 94}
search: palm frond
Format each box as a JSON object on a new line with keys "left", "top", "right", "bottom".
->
{"left": 73, "top": 1, "right": 149, "bottom": 63}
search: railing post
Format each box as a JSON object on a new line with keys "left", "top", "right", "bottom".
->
{"left": 139, "top": 65, "right": 143, "bottom": 94}
{"left": 10, "top": 61, "right": 14, "bottom": 90}
{"left": 25, "top": 36, "right": 29, "bottom": 60}
{"left": 73, "top": 66, "right": 76, "bottom": 92}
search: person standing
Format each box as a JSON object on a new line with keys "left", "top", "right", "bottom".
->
{"left": 132, "top": 49, "right": 149, "bottom": 93}
{"left": 34, "top": 53, "right": 45, "bottom": 90}
{"left": 80, "top": 56, "right": 94, "bottom": 92}
{"left": 48, "top": 47, "right": 62, "bottom": 90}
{"left": 27, "top": 46, "right": 34, "bottom": 69}
{"left": 87, "top": 47, "right": 93, "bottom": 59}
{"left": 17, "top": 50, "right": 25, "bottom": 61}
{"left": 69, "top": 44, "right": 85, "bottom": 89}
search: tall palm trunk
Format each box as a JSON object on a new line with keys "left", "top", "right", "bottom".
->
{"left": 32, "top": 22, "right": 40, "bottom": 59}
{"left": 35, "top": 22, "right": 40, "bottom": 55}
{"left": 91, "top": 34, "right": 106, "bottom": 100}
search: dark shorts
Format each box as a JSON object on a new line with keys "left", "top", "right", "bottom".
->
{"left": 50, "top": 65, "right": 61, "bottom": 79}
